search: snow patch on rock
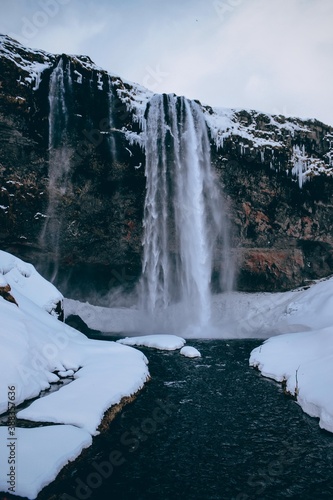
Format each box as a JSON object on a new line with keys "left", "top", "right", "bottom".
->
{"left": 0, "top": 250, "right": 62, "bottom": 316}
{"left": 117, "top": 334, "right": 186, "bottom": 351}
{"left": 180, "top": 346, "right": 202, "bottom": 358}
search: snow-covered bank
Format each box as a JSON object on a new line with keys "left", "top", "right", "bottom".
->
{"left": 250, "top": 276, "right": 333, "bottom": 433}
{"left": 0, "top": 249, "right": 63, "bottom": 316}
{"left": 65, "top": 297, "right": 141, "bottom": 333}
{"left": 0, "top": 252, "right": 149, "bottom": 499}
{"left": 250, "top": 329, "right": 333, "bottom": 433}
{"left": 16, "top": 337, "right": 149, "bottom": 434}
{"left": 0, "top": 426, "right": 92, "bottom": 499}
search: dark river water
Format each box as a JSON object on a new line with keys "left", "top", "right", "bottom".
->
{"left": 38, "top": 339, "right": 333, "bottom": 500}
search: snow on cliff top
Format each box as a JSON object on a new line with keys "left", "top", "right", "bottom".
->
{"left": 0, "top": 34, "right": 119, "bottom": 90}
{"left": 2, "top": 34, "right": 331, "bottom": 142}
{"left": 2, "top": 33, "right": 333, "bottom": 180}
{"left": 204, "top": 105, "right": 308, "bottom": 149}
{"left": 0, "top": 34, "right": 53, "bottom": 90}
{"left": 1, "top": 34, "right": 333, "bottom": 193}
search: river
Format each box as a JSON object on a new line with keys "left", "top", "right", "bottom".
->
{"left": 39, "top": 338, "right": 333, "bottom": 500}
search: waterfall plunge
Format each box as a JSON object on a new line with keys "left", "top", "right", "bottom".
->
{"left": 140, "top": 94, "right": 233, "bottom": 334}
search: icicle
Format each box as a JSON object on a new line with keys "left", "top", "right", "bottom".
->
{"left": 97, "top": 72, "right": 103, "bottom": 91}
{"left": 74, "top": 70, "right": 82, "bottom": 84}
{"left": 292, "top": 145, "right": 307, "bottom": 188}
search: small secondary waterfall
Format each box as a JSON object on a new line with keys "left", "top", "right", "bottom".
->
{"left": 140, "top": 94, "right": 233, "bottom": 333}
{"left": 40, "top": 58, "right": 72, "bottom": 282}
{"left": 107, "top": 76, "right": 117, "bottom": 162}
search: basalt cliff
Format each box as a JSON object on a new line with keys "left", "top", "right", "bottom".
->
{"left": 1, "top": 34, "right": 333, "bottom": 298}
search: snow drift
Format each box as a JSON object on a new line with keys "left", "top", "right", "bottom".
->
{"left": 0, "top": 251, "right": 149, "bottom": 499}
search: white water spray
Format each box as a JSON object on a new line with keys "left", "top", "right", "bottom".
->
{"left": 140, "top": 94, "right": 233, "bottom": 333}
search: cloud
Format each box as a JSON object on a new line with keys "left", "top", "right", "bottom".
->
{"left": 144, "top": 0, "right": 333, "bottom": 124}
{"left": 164, "top": 0, "right": 332, "bottom": 124}
{"left": 0, "top": 0, "right": 332, "bottom": 125}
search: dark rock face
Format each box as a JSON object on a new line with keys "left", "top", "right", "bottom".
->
{"left": 1, "top": 35, "right": 333, "bottom": 296}
{"left": 0, "top": 36, "right": 146, "bottom": 298}
{"left": 54, "top": 299, "right": 64, "bottom": 322}
{"left": 65, "top": 314, "right": 100, "bottom": 337}
{"left": 212, "top": 149, "right": 333, "bottom": 290}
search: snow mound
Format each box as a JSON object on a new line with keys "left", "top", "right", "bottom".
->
{"left": 0, "top": 250, "right": 63, "bottom": 315}
{"left": 17, "top": 339, "right": 149, "bottom": 434}
{"left": 0, "top": 270, "right": 149, "bottom": 425}
{"left": 0, "top": 35, "right": 53, "bottom": 90}
{"left": 250, "top": 276, "right": 333, "bottom": 433}
{"left": 282, "top": 278, "right": 333, "bottom": 330}
{"left": 0, "top": 251, "right": 149, "bottom": 497}
{"left": 250, "top": 328, "right": 333, "bottom": 433}
{"left": 0, "top": 425, "right": 92, "bottom": 499}
{"left": 117, "top": 334, "right": 186, "bottom": 350}
{"left": 180, "top": 346, "right": 201, "bottom": 358}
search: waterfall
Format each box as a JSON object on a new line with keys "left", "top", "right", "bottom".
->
{"left": 40, "top": 58, "right": 72, "bottom": 283}
{"left": 140, "top": 94, "right": 233, "bottom": 334}
{"left": 107, "top": 76, "right": 117, "bottom": 161}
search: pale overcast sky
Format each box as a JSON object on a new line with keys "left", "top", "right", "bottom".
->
{"left": 1, "top": 0, "right": 332, "bottom": 125}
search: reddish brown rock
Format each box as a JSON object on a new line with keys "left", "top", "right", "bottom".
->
{"left": 0, "top": 284, "right": 18, "bottom": 306}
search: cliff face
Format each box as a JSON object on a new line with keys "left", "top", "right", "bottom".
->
{"left": 205, "top": 108, "right": 333, "bottom": 290}
{"left": 1, "top": 35, "right": 333, "bottom": 297}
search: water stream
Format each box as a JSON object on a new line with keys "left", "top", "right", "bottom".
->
{"left": 40, "top": 339, "right": 333, "bottom": 500}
